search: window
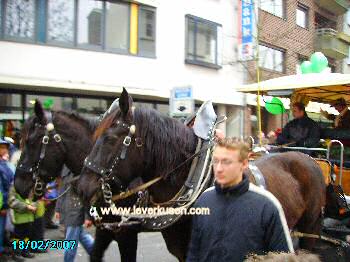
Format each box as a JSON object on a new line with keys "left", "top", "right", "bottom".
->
{"left": 259, "top": 44, "right": 285, "bottom": 72}
{"left": 314, "top": 12, "right": 336, "bottom": 30}
{"left": 47, "top": 0, "right": 75, "bottom": 44}
{"left": 5, "top": 0, "right": 35, "bottom": 40}
{"left": 260, "top": 0, "right": 284, "bottom": 18}
{"left": 0, "top": 1, "right": 156, "bottom": 57}
{"left": 185, "top": 15, "right": 222, "bottom": 69}
{"left": 138, "top": 6, "right": 156, "bottom": 56}
{"left": 296, "top": 3, "right": 308, "bottom": 28}
{"left": 77, "top": 0, "right": 103, "bottom": 47}
{"left": 105, "top": 2, "right": 129, "bottom": 52}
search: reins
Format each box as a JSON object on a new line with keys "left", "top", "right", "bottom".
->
{"left": 110, "top": 141, "right": 214, "bottom": 203}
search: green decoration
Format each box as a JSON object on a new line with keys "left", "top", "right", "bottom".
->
{"left": 310, "top": 52, "right": 328, "bottom": 73}
{"left": 300, "top": 61, "right": 313, "bottom": 74}
{"left": 265, "top": 97, "right": 286, "bottom": 115}
{"left": 43, "top": 98, "right": 54, "bottom": 110}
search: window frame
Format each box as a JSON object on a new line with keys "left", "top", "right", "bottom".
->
{"left": 137, "top": 4, "right": 156, "bottom": 58}
{"left": 258, "top": 43, "right": 285, "bottom": 73}
{"left": 46, "top": 0, "right": 76, "bottom": 47}
{"left": 296, "top": 3, "right": 308, "bottom": 29}
{"left": 185, "top": 14, "right": 222, "bottom": 70}
{"left": 76, "top": 0, "right": 104, "bottom": 50}
{"left": 104, "top": 0, "right": 130, "bottom": 55}
{"left": 3, "top": 0, "right": 37, "bottom": 43}
{"left": 0, "top": 0, "right": 156, "bottom": 58}
{"left": 259, "top": 0, "right": 285, "bottom": 19}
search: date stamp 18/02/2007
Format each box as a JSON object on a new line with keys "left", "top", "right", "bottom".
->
{"left": 12, "top": 240, "right": 77, "bottom": 250}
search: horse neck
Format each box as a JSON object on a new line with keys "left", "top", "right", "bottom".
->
{"left": 140, "top": 111, "right": 197, "bottom": 203}
{"left": 55, "top": 113, "right": 94, "bottom": 175}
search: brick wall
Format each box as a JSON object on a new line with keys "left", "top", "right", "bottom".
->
{"left": 242, "top": 1, "right": 345, "bottom": 137}
{"left": 244, "top": 0, "right": 344, "bottom": 83}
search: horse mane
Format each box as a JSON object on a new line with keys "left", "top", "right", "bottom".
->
{"left": 55, "top": 111, "right": 100, "bottom": 134}
{"left": 20, "top": 111, "right": 99, "bottom": 149}
{"left": 93, "top": 106, "right": 197, "bottom": 176}
{"left": 93, "top": 110, "right": 121, "bottom": 142}
{"left": 134, "top": 107, "right": 197, "bottom": 175}
{"left": 20, "top": 118, "right": 32, "bottom": 149}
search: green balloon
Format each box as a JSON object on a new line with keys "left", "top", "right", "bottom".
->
{"left": 265, "top": 97, "right": 286, "bottom": 115}
{"left": 300, "top": 61, "right": 313, "bottom": 74}
{"left": 310, "top": 52, "right": 328, "bottom": 73}
{"left": 43, "top": 98, "right": 54, "bottom": 110}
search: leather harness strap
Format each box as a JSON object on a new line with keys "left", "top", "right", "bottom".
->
{"left": 111, "top": 138, "right": 209, "bottom": 203}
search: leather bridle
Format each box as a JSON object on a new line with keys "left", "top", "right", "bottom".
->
{"left": 83, "top": 119, "right": 143, "bottom": 205}
{"left": 17, "top": 111, "right": 66, "bottom": 197}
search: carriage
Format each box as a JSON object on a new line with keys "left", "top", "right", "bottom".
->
{"left": 15, "top": 78, "right": 350, "bottom": 261}
{"left": 238, "top": 73, "right": 350, "bottom": 250}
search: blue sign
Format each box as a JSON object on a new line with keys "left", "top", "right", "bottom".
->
{"left": 174, "top": 88, "right": 192, "bottom": 99}
{"left": 242, "top": 0, "right": 253, "bottom": 44}
{"left": 240, "top": 0, "right": 254, "bottom": 61}
{"left": 170, "top": 86, "right": 194, "bottom": 117}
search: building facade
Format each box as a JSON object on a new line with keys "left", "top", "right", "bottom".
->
{"left": 0, "top": 0, "right": 245, "bottom": 139}
{"left": 241, "top": 0, "right": 350, "bottom": 137}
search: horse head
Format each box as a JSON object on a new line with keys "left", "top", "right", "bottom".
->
{"left": 16, "top": 100, "right": 96, "bottom": 199}
{"left": 77, "top": 88, "right": 145, "bottom": 207}
{"left": 77, "top": 88, "right": 197, "bottom": 210}
{"left": 15, "top": 100, "right": 66, "bottom": 198}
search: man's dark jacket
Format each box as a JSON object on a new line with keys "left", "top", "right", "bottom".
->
{"left": 276, "top": 115, "right": 320, "bottom": 147}
{"left": 186, "top": 175, "right": 289, "bottom": 262}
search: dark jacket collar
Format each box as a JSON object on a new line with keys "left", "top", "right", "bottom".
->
{"left": 215, "top": 174, "right": 249, "bottom": 197}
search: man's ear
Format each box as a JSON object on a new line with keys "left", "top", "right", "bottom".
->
{"left": 242, "top": 158, "right": 249, "bottom": 170}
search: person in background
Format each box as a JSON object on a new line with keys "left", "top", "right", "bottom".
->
{"left": 8, "top": 186, "right": 36, "bottom": 259}
{"left": 0, "top": 138, "right": 14, "bottom": 260}
{"left": 320, "top": 98, "right": 350, "bottom": 129}
{"left": 44, "top": 181, "right": 59, "bottom": 229}
{"left": 55, "top": 166, "right": 94, "bottom": 262}
{"left": 276, "top": 102, "right": 320, "bottom": 148}
{"left": 30, "top": 198, "right": 46, "bottom": 254}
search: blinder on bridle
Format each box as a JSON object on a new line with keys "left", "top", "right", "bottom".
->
{"left": 84, "top": 119, "right": 143, "bottom": 205}
{"left": 17, "top": 111, "right": 66, "bottom": 197}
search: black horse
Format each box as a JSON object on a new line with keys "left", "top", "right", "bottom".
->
{"left": 77, "top": 88, "right": 326, "bottom": 261}
{"left": 15, "top": 100, "right": 139, "bottom": 262}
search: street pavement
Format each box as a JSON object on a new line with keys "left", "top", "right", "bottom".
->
{"left": 22, "top": 227, "right": 176, "bottom": 261}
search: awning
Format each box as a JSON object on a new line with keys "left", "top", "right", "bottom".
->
{"left": 237, "top": 73, "right": 350, "bottom": 104}
{"left": 0, "top": 74, "right": 169, "bottom": 101}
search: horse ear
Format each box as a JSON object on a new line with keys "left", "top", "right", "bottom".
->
{"left": 119, "top": 88, "right": 133, "bottom": 119}
{"left": 34, "top": 100, "right": 45, "bottom": 122}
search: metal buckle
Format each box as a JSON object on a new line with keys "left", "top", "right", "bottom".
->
{"left": 54, "top": 134, "right": 62, "bottom": 143}
{"left": 42, "top": 136, "right": 49, "bottom": 144}
{"left": 101, "top": 181, "right": 112, "bottom": 204}
{"left": 123, "top": 136, "right": 132, "bottom": 146}
{"left": 34, "top": 178, "right": 44, "bottom": 196}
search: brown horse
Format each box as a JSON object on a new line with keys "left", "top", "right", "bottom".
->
{"left": 77, "top": 88, "right": 326, "bottom": 261}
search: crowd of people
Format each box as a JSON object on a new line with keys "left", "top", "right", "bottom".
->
{"left": 0, "top": 137, "right": 94, "bottom": 262}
